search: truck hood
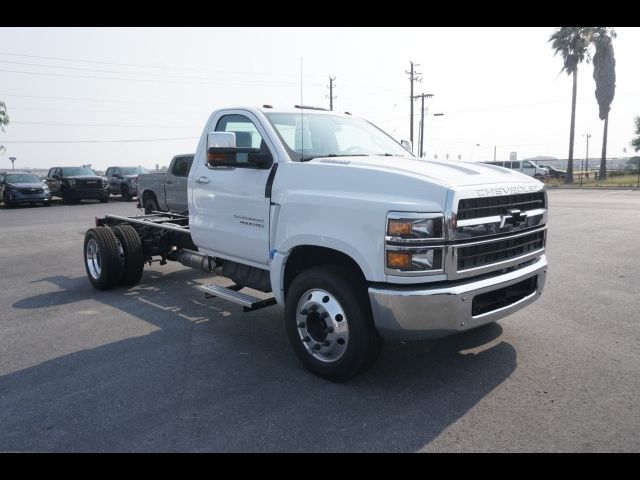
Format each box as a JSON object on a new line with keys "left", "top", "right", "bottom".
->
{"left": 312, "top": 155, "right": 540, "bottom": 188}
{"left": 6, "top": 182, "right": 46, "bottom": 189}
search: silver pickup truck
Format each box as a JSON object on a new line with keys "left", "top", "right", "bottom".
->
{"left": 137, "top": 154, "right": 193, "bottom": 214}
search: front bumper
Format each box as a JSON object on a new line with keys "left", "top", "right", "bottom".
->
{"left": 5, "top": 191, "right": 51, "bottom": 203}
{"left": 369, "top": 255, "right": 547, "bottom": 340}
{"left": 68, "top": 187, "right": 109, "bottom": 199}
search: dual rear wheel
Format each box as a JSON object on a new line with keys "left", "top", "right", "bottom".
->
{"left": 84, "top": 225, "right": 144, "bottom": 290}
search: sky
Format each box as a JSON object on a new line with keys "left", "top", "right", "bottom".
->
{"left": 1, "top": 26, "right": 639, "bottom": 172}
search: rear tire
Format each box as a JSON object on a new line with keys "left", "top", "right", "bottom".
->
{"left": 112, "top": 224, "right": 145, "bottom": 286}
{"left": 144, "top": 196, "right": 159, "bottom": 214}
{"left": 285, "top": 265, "right": 383, "bottom": 382}
{"left": 84, "top": 227, "right": 124, "bottom": 290}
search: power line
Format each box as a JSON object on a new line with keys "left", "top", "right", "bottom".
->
{"left": 1, "top": 137, "right": 199, "bottom": 144}
{"left": 0, "top": 92, "right": 205, "bottom": 106}
{"left": 0, "top": 59, "right": 324, "bottom": 87}
{"left": 11, "top": 120, "right": 201, "bottom": 128}
{"left": 0, "top": 51, "right": 327, "bottom": 78}
{"left": 0, "top": 67, "right": 317, "bottom": 88}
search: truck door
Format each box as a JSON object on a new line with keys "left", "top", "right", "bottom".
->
{"left": 165, "top": 156, "right": 192, "bottom": 213}
{"left": 46, "top": 168, "right": 61, "bottom": 196}
{"left": 190, "top": 112, "right": 276, "bottom": 267}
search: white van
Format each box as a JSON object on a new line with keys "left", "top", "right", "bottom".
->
{"left": 483, "top": 160, "right": 548, "bottom": 179}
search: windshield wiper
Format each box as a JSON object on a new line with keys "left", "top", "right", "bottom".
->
{"left": 300, "top": 153, "right": 369, "bottom": 162}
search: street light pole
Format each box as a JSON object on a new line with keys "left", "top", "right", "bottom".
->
{"left": 584, "top": 133, "right": 591, "bottom": 180}
{"left": 9, "top": 156, "right": 15, "bottom": 171}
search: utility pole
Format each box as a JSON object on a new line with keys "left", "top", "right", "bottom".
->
{"left": 326, "top": 77, "right": 336, "bottom": 111}
{"left": 413, "top": 93, "right": 434, "bottom": 158}
{"left": 405, "top": 61, "right": 422, "bottom": 148}
{"left": 493, "top": 145, "right": 497, "bottom": 161}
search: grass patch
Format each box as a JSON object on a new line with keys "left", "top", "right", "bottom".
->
{"left": 546, "top": 174, "right": 640, "bottom": 188}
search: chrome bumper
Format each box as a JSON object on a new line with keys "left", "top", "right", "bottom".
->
{"left": 369, "top": 255, "right": 547, "bottom": 340}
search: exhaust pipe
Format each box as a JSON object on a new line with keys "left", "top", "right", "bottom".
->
{"left": 176, "top": 249, "right": 219, "bottom": 273}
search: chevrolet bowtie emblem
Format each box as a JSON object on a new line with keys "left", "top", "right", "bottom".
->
{"left": 500, "top": 209, "right": 528, "bottom": 228}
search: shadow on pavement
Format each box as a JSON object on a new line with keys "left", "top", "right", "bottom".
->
{"left": 3, "top": 271, "right": 517, "bottom": 452}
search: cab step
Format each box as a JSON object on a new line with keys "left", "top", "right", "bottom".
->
{"left": 197, "top": 283, "right": 277, "bottom": 312}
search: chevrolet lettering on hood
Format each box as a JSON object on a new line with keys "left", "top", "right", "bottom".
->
{"left": 476, "top": 185, "right": 540, "bottom": 197}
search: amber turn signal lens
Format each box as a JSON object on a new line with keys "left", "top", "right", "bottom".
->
{"left": 387, "top": 220, "right": 412, "bottom": 236}
{"left": 207, "top": 152, "right": 228, "bottom": 164}
{"left": 386, "top": 251, "right": 412, "bottom": 269}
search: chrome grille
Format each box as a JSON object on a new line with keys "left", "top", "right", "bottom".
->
{"left": 457, "top": 192, "right": 546, "bottom": 221}
{"left": 18, "top": 188, "right": 44, "bottom": 195}
{"left": 457, "top": 230, "right": 545, "bottom": 271}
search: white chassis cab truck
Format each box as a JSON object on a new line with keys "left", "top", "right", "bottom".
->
{"left": 83, "top": 106, "right": 548, "bottom": 382}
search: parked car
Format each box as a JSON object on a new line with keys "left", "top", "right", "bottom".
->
{"left": 105, "top": 166, "right": 148, "bottom": 201}
{"left": 137, "top": 154, "right": 193, "bottom": 214}
{"left": 45, "top": 166, "right": 110, "bottom": 204}
{"left": 539, "top": 164, "right": 567, "bottom": 179}
{"left": 0, "top": 171, "right": 52, "bottom": 208}
{"left": 481, "top": 160, "right": 548, "bottom": 179}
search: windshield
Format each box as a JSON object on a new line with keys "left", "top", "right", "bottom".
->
{"left": 61, "top": 167, "right": 97, "bottom": 177}
{"left": 265, "top": 113, "right": 411, "bottom": 161}
{"left": 5, "top": 173, "right": 40, "bottom": 183}
{"left": 120, "top": 167, "right": 148, "bottom": 175}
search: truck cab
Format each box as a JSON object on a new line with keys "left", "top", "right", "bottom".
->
{"left": 85, "top": 106, "right": 548, "bottom": 381}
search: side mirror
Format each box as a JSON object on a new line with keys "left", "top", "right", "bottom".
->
{"left": 206, "top": 132, "right": 272, "bottom": 169}
{"left": 400, "top": 139, "right": 412, "bottom": 153}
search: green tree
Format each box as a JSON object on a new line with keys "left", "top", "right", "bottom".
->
{"left": 549, "top": 27, "right": 594, "bottom": 184}
{"left": 592, "top": 27, "right": 617, "bottom": 180}
{"left": 0, "top": 100, "right": 9, "bottom": 156}
{"left": 632, "top": 116, "right": 640, "bottom": 152}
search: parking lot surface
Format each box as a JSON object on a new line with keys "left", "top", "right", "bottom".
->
{"left": 0, "top": 190, "right": 639, "bottom": 452}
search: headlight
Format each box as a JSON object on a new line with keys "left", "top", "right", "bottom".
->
{"left": 68, "top": 179, "right": 76, "bottom": 186}
{"left": 386, "top": 213, "right": 444, "bottom": 241}
{"left": 385, "top": 213, "right": 445, "bottom": 274}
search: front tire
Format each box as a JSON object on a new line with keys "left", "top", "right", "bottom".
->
{"left": 84, "top": 227, "right": 124, "bottom": 290}
{"left": 144, "top": 196, "right": 159, "bottom": 214}
{"left": 112, "top": 225, "right": 145, "bottom": 286}
{"left": 285, "top": 265, "right": 383, "bottom": 382}
{"left": 121, "top": 185, "right": 133, "bottom": 202}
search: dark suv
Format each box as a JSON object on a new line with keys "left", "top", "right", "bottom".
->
{"left": 1, "top": 171, "right": 52, "bottom": 207}
{"left": 45, "top": 166, "right": 110, "bottom": 204}
{"left": 105, "top": 166, "right": 148, "bottom": 201}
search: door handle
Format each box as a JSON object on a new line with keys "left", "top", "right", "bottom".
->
{"left": 195, "top": 177, "right": 210, "bottom": 184}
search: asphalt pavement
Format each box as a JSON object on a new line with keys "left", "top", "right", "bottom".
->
{"left": 0, "top": 190, "right": 638, "bottom": 452}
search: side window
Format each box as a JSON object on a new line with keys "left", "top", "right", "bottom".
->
{"left": 47, "top": 168, "right": 54, "bottom": 177}
{"left": 105, "top": 168, "right": 112, "bottom": 177}
{"left": 171, "top": 157, "right": 192, "bottom": 177}
{"left": 215, "top": 114, "right": 268, "bottom": 166}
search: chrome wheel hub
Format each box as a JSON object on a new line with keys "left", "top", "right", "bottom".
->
{"left": 86, "top": 239, "right": 101, "bottom": 279}
{"left": 296, "top": 289, "right": 349, "bottom": 363}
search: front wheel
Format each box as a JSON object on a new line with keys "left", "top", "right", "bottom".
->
{"left": 144, "top": 196, "right": 159, "bottom": 214}
{"left": 285, "top": 265, "right": 383, "bottom": 382}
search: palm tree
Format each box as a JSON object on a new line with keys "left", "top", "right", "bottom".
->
{"left": 592, "top": 27, "right": 617, "bottom": 181}
{"left": 549, "top": 27, "right": 594, "bottom": 184}
{"left": 632, "top": 116, "right": 640, "bottom": 153}
{"left": 0, "top": 100, "right": 9, "bottom": 156}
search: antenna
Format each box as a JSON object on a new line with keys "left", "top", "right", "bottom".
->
{"left": 300, "top": 57, "right": 304, "bottom": 160}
